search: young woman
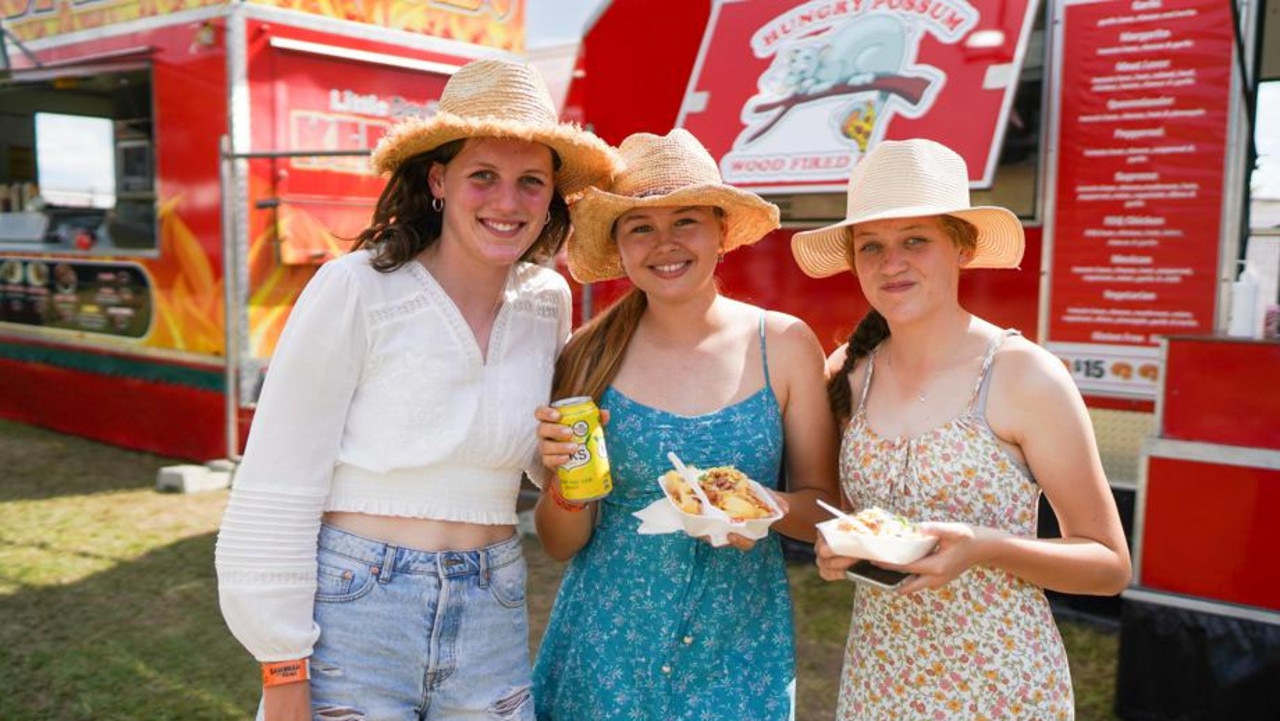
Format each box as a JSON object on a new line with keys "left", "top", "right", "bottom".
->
{"left": 794, "top": 139, "right": 1131, "bottom": 720}
{"left": 213, "top": 59, "right": 618, "bottom": 721}
{"left": 530, "top": 129, "right": 840, "bottom": 721}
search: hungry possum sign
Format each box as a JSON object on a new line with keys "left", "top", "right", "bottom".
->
{"left": 677, "top": 0, "right": 1040, "bottom": 192}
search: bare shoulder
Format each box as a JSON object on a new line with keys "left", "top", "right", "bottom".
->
{"left": 762, "top": 309, "right": 823, "bottom": 352}
{"left": 716, "top": 300, "right": 824, "bottom": 364}
{"left": 988, "top": 334, "right": 1086, "bottom": 439}
{"left": 991, "top": 334, "right": 1077, "bottom": 398}
{"left": 758, "top": 310, "right": 826, "bottom": 391}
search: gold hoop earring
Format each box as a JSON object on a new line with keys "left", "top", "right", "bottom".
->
{"left": 432, "top": 197, "right": 444, "bottom": 212}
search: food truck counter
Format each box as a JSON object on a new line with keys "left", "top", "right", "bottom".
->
{"left": 1117, "top": 334, "right": 1280, "bottom": 720}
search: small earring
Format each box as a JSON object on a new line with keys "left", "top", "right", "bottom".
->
{"left": 717, "top": 252, "right": 725, "bottom": 264}
{"left": 432, "top": 197, "right": 444, "bottom": 212}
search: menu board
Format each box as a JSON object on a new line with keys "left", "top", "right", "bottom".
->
{"left": 0, "top": 258, "right": 152, "bottom": 338}
{"left": 1046, "top": 0, "right": 1233, "bottom": 399}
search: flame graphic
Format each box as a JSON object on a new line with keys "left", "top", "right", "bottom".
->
{"left": 246, "top": 212, "right": 356, "bottom": 358}
{"left": 146, "top": 196, "right": 226, "bottom": 354}
{"left": 257, "top": 0, "right": 522, "bottom": 49}
{"left": 245, "top": 172, "right": 313, "bottom": 360}
{"left": 6, "top": 0, "right": 518, "bottom": 47}
{"left": 142, "top": 190, "right": 337, "bottom": 361}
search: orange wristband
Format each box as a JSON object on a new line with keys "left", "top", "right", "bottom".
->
{"left": 548, "top": 482, "right": 587, "bottom": 513}
{"left": 261, "top": 658, "right": 310, "bottom": 687}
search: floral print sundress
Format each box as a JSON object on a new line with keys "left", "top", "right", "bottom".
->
{"left": 837, "top": 330, "right": 1074, "bottom": 721}
{"left": 533, "top": 317, "right": 794, "bottom": 721}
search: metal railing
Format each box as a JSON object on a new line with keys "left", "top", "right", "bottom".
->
{"left": 218, "top": 136, "right": 372, "bottom": 460}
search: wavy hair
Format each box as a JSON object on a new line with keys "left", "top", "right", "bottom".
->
{"left": 827, "top": 214, "right": 979, "bottom": 425}
{"left": 353, "top": 139, "right": 570, "bottom": 272}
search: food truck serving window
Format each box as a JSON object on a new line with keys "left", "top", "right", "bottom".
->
{"left": 36, "top": 113, "right": 117, "bottom": 208}
{"left": 0, "top": 67, "right": 156, "bottom": 255}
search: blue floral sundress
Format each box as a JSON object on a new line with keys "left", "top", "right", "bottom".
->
{"left": 533, "top": 318, "right": 795, "bottom": 721}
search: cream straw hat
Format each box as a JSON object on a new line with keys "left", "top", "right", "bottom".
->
{"left": 790, "top": 139, "right": 1024, "bottom": 278}
{"left": 370, "top": 59, "right": 619, "bottom": 196}
{"left": 567, "top": 129, "right": 780, "bottom": 283}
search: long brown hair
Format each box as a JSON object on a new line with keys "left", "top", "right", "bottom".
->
{"left": 353, "top": 139, "right": 570, "bottom": 272}
{"left": 552, "top": 288, "right": 648, "bottom": 402}
{"left": 826, "top": 214, "right": 979, "bottom": 426}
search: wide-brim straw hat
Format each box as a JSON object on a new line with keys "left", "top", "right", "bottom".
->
{"left": 567, "top": 129, "right": 780, "bottom": 283}
{"left": 791, "top": 139, "right": 1024, "bottom": 278}
{"left": 369, "top": 59, "right": 619, "bottom": 196}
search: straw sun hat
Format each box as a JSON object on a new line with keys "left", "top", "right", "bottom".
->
{"left": 790, "top": 139, "right": 1025, "bottom": 278}
{"left": 567, "top": 129, "right": 781, "bottom": 283}
{"left": 369, "top": 59, "right": 618, "bottom": 196}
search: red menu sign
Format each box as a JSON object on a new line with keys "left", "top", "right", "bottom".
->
{"left": 675, "top": 0, "right": 1040, "bottom": 192}
{"left": 1046, "top": 0, "right": 1232, "bottom": 399}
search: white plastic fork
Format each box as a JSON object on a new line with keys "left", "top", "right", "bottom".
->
{"left": 817, "top": 498, "right": 856, "bottom": 523}
{"left": 667, "top": 451, "right": 734, "bottom": 522}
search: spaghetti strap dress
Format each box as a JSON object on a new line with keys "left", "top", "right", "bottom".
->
{"left": 533, "top": 316, "right": 795, "bottom": 721}
{"left": 836, "top": 329, "right": 1074, "bottom": 720}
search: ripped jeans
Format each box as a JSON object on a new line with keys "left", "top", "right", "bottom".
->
{"left": 260, "top": 524, "right": 534, "bottom": 721}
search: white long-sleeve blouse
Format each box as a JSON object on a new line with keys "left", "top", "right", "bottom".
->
{"left": 215, "top": 249, "right": 570, "bottom": 662}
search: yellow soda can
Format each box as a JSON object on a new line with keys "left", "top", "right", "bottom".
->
{"left": 552, "top": 396, "right": 612, "bottom": 502}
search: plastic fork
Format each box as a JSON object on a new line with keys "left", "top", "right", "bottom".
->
{"left": 667, "top": 451, "right": 734, "bottom": 522}
{"left": 817, "top": 498, "right": 856, "bottom": 523}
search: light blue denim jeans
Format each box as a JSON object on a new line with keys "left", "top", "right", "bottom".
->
{"left": 259, "top": 524, "right": 533, "bottom": 721}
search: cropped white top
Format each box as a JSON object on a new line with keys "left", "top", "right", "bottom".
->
{"left": 215, "top": 249, "right": 570, "bottom": 661}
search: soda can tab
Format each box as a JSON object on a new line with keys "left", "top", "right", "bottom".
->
{"left": 552, "top": 396, "right": 613, "bottom": 502}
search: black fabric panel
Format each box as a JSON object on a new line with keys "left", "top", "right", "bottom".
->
{"left": 1116, "top": 597, "right": 1280, "bottom": 720}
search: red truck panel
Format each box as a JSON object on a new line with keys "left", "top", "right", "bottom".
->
{"left": 1140, "top": 455, "right": 1280, "bottom": 610}
{"left": 1162, "top": 337, "right": 1280, "bottom": 450}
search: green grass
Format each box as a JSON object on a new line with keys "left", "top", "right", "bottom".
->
{"left": 0, "top": 421, "right": 259, "bottom": 721}
{"left": 1061, "top": 618, "right": 1122, "bottom": 720}
{"left": 0, "top": 418, "right": 1119, "bottom": 720}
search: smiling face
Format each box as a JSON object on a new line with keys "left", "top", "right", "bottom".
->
{"left": 428, "top": 136, "right": 556, "bottom": 269}
{"left": 613, "top": 205, "right": 725, "bottom": 301}
{"left": 849, "top": 215, "right": 972, "bottom": 325}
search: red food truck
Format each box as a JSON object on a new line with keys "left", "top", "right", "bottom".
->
{"left": 567, "top": 0, "right": 1277, "bottom": 718}
{"left": 3, "top": 0, "right": 1278, "bottom": 716}
{"left": 0, "top": 0, "right": 524, "bottom": 461}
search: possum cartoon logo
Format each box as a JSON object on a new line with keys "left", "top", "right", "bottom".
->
{"left": 719, "top": 2, "right": 977, "bottom": 184}
{"left": 762, "top": 15, "right": 909, "bottom": 99}
{"left": 742, "top": 13, "right": 937, "bottom": 150}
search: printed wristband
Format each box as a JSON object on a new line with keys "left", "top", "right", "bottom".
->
{"left": 548, "top": 481, "right": 587, "bottom": 513}
{"left": 261, "top": 658, "right": 310, "bottom": 687}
